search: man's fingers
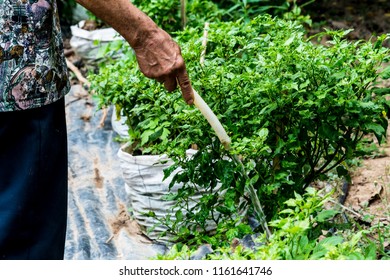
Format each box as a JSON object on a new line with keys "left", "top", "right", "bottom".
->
{"left": 164, "top": 77, "right": 177, "bottom": 92}
{"left": 155, "top": 76, "right": 165, "bottom": 84}
{"left": 177, "top": 70, "right": 194, "bottom": 105}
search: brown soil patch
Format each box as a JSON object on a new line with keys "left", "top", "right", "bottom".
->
{"left": 347, "top": 139, "right": 390, "bottom": 224}
{"left": 303, "top": 0, "right": 390, "bottom": 45}
{"left": 110, "top": 205, "right": 139, "bottom": 235}
{"left": 107, "top": 204, "right": 152, "bottom": 244}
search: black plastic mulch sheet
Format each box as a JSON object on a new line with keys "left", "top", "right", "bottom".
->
{"left": 64, "top": 85, "right": 166, "bottom": 260}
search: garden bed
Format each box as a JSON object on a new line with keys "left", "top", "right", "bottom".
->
{"left": 62, "top": 0, "right": 390, "bottom": 259}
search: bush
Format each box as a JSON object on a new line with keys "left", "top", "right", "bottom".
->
{"left": 90, "top": 15, "right": 390, "bottom": 243}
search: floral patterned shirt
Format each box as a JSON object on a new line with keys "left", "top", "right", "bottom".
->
{"left": 0, "top": 0, "right": 70, "bottom": 112}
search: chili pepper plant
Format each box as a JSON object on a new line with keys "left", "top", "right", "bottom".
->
{"left": 90, "top": 15, "right": 390, "bottom": 245}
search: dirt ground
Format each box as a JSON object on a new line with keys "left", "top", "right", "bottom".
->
{"left": 347, "top": 142, "right": 390, "bottom": 224}
{"left": 303, "top": 0, "right": 390, "bottom": 224}
{"left": 302, "top": 0, "right": 390, "bottom": 43}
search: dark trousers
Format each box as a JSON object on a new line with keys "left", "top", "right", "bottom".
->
{"left": 0, "top": 98, "right": 68, "bottom": 259}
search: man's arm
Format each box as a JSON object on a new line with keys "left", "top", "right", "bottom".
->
{"left": 75, "top": 0, "right": 194, "bottom": 104}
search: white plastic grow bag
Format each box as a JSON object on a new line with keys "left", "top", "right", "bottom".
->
{"left": 111, "top": 107, "right": 129, "bottom": 139}
{"left": 117, "top": 144, "right": 218, "bottom": 240}
{"left": 70, "top": 21, "right": 124, "bottom": 63}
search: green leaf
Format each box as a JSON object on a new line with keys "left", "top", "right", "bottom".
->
{"left": 309, "top": 250, "right": 327, "bottom": 260}
{"left": 317, "top": 236, "right": 344, "bottom": 248}
{"left": 365, "top": 123, "right": 385, "bottom": 135}
{"left": 145, "top": 211, "right": 156, "bottom": 218}
{"left": 148, "top": 128, "right": 164, "bottom": 143}
{"left": 299, "top": 235, "right": 309, "bottom": 250}
{"left": 285, "top": 198, "right": 297, "bottom": 207}
{"left": 226, "top": 228, "right": 239, "bottom": 240}
{"left": 310, "top": 236, "right": 344, "bottom": 259}
{"left": 336, "top": 165, "right": 348, "bottom": 177}
{"left": 363, "top": 242, "right": 377, "bottom": 260}
{"left": 284, "top": 34, "right": 295, "bottom": 46}
{"left": 286, "top": 219, "right": 310, "bottom": 234}
{"left": 162, "top": 193, "right": 177, "bottom": 201}
{"left": 372, "top": 87, "right": 390, "bottom": 95}
{"left": 365, "top": 123, "right": 386, "bottom": 143}
{"left": 279, "top": 208, "right": 295, "bottom": 215}
{"left": 294, "top": 192, "right": 303, "bottom": 201}
{"left": 380, "top": 65, "right": 390, "bottom": 79}
{"left": 140, "top": 130, "right": 154, "bottom": 146}
{"left": 248, "top": 174, "right": 259, "bottom": 186}
{"left": 316, "top": 209, "right": 340, "bottom": 222}
{"left": 305, "top": 187, "right": 316, "bottom": 196}
{"left": 318, "top": 123, "right": 338, "bottom": 141}
{"left": 347, "top": 252, "right": 365, "bottom": 260}
{"left": 175, "top": 210, "right": 184, "bottom": 222}
{"left": 161, "top": 128, "right": 170, "bottom": 140}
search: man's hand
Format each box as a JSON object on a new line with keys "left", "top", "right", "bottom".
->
{"left": 133, "top": 29, "right": 194, "bottom": 105}
{"left": 75, "top": 0, "right": 194, "bottom": 105}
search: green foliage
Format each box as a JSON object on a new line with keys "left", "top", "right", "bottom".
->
{"left": 209, "top": 188, "right": 389, "bottom": 260}
{"left": 131, "top": 0, "right": 181, "bottom": 33}
{"left": 159, "top": 142, "right": 254, "bottom": 246}
{"left": 90, "top": 15, "right": 390, "bottom": 243}
{"left": 131, "top": 0, "right": 223, "bottom": 33}
{"left": 213, "top": 0, "right": 314, "bottom": 24}
{"left": 130, "top": 0, "right": 312, "bottom": 33}
{"left": 155, "top": 188, "right": 389, "bottom": 260}
{"left": 168, "top": 16, "right": 390, "bottom": 223}
{"left": 154, "top": 243, "right": 194, "bottom": 260}
{"left": 91, "top": 45, "right": 187, "bottom": 154}
{"left": 213, "top": 0, "right": 291, "bottom": 19}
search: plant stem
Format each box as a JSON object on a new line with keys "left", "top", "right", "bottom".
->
{"left": 200, "top": 22, "right": 210, "bottom": 66}
{"left": 231, "top": 154, "right": 272, "bottom": 240}
{"left": 180, "top": 0, "right": 187, "bottom": 29}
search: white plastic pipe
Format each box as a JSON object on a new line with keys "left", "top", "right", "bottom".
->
{"left": 190, "top": 87, "right": 272, "bottom": 239}
{"left": 192, "top": 88, "right": 231, "bottom": 150}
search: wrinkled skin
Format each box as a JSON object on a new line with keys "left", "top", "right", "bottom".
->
{"left": 133, "top": 29, "right": 193, "bottom": 104}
